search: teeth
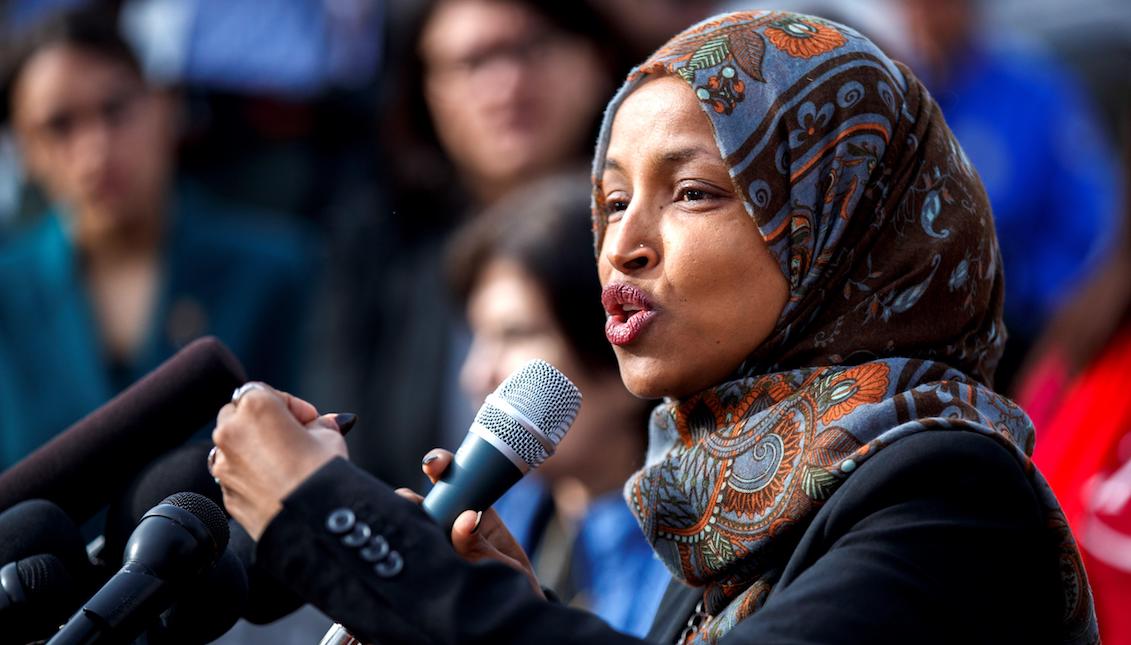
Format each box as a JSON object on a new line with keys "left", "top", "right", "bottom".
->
{"left": 623, "top": 304, "right": 641, "bottom": 313}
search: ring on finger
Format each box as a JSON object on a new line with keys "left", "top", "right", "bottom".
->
{"left": 231, "top": 382, "right": 266, "bottom": 406}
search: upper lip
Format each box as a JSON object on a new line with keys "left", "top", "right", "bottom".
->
{"left": 601, "top": 282, "right": 656, "bottom": 317}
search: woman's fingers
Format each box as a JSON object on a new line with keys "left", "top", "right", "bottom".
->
{"left": 271, "top": 386, "right": 321, "bottom": 425}
{"left": 239, "top": 381, "right": 321, "bottom": 425}
{"left": 307, "top": 413, "right": 342, "bottom": 433}
{"left": 451, "top": 509, "right": 484, "bottom": 554}
{"left": 394, "top": 487, "right": 424, "bottom": 504}
{"left": 211, "top": 385, "right": 346, "bottom": 540}
{"left": 421, "top": 449, "right": 454, "bottom": 484}
{"left": 450, "top": 508, "right": 544, "bottom": 598}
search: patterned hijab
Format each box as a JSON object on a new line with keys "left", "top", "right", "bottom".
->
{"left": 590, "top": 11, "right": 1097, "bottom": 644}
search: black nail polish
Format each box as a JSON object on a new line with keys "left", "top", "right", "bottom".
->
{"left": 422, "top": 453, "right": 440, "bottom": 465}
{"left": 335, "top": 413, "right": 358, "bottom": 435}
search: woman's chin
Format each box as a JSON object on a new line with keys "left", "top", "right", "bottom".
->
{"left": 615, "top": 347, "right": 744, "bottom": 400}
{"left": 616, "top": 354, "right": 692, "bottom": 400}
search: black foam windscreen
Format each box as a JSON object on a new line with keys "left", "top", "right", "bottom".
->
{"left": 103, "top": 442, "right": 222, "bottom": 567}
{"left": 0, "top": 499, "right": 92, "bottom": 587}
{"left": 0, "top": 336, "right": 246, "bottom": 522}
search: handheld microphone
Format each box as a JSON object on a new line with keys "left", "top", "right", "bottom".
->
{"left": 0, "top": 337, "right": 246, "bottom": 522}
{"left": 422, "top": 359, "right": 582, "bottom": 533}
{"left": 49, "top": 492, "right": 230, "bottom": 645}
{"left": 0, "top": 554, "right": 79, "bottom": 644}
{"left": 321, "top": 360, "right": 582, "bottom": 645}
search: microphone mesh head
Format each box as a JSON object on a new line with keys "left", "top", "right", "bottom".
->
{"left": 474, "top": 359, "right": 581, "bottom": 469}
{"left": 163, "top": 491, "right": 230, "bottom": 552}
{"left": 17, "top": 553, "right": 72, "bottom": 595}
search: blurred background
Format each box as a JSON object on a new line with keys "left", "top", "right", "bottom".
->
{"left": 0, "top": 0, "right": 1128, "bottom": 643}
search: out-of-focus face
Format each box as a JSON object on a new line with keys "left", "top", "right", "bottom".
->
{"left": 598, "top": 76, "right": 789, "bottom": 399}
{"left": 901, "top": 0, "right": 975, "bottom": 81}
{"left": 11, "top": 45, "right": 173, "bottom": 232}
{"left": 593, "top": 0, "right": 715, "bottom": 56}
{"left": 462, "top": 259, "right": 630, "bottom": 483}
{"left": 420, "top": 0, "right": 609, "bottom": 199}
{"left": 462, "top": 259, "right": 579, "bottom": 403}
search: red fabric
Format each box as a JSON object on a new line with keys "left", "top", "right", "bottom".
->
{"left": 1029, "top": 328, "right": 1131, "bottom": 644}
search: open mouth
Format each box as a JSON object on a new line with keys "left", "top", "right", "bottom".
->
{"left": 601, "top": 283, "right": 658, "bottom": 346}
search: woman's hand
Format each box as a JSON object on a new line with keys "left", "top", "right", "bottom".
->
{"left": 211, "top": 383, "right": 348, "bottom": 540}
{"left": 395, "top": 449, "right": 544, "bottom": 599}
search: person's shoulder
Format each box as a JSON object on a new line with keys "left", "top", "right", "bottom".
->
{"left": 820, "top": 429, "right": 1042, "bottom": 527}
{"left": 847, "top": 429, "right": 1031, "bottom": 489}
{"left": 0, "top": 211, "right": 67, "bottom": 277}
{"left": 758, "top": 429, "right": 1064, "bottom": 643}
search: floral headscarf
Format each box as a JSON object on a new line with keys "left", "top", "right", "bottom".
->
{"left": 591, "top": 11, "right": 1097, "bottom": 643}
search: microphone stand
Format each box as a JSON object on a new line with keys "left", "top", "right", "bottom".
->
{"left": 319, "top": 622, "right": 363, "bottom": 645}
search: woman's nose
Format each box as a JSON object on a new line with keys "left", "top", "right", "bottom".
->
{"left": 603, "top": 209, "right": 659, "bottom": 274}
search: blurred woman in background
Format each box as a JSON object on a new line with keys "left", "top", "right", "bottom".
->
{"left": 0, "top": 6, "right": 313, "bottom": 468}
{"left": 447, "top": 173, "right": 668, "bottom": 635}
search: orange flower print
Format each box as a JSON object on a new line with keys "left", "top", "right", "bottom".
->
{"left": 819, "top": 362, "right": 890, "bottom": 424}
{"left": 765, "top": 17, "right": 847, "bottom": 59}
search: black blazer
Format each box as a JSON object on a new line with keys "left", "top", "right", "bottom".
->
{"left": 256, "top": 431, "right": 1067, "bottom": 644}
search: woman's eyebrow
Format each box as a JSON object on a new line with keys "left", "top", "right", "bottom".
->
{"left": 659, "top": 147, "right": 717, "bottom": 165}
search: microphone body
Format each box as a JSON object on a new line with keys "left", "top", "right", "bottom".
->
{"left": 421, "top": 433, "right": 523, "bottom": 533}
{"left": 422, "top": 361, "right": 582, "bottom": 533}
{"left": 49, "top": 492, "right": 229, "bottom": 645}
{"left": 0, "top": 337, "right": 245, "bottom": 522}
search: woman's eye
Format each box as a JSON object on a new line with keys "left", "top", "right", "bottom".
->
{"left": 605, "top": 199, "right": 629, "bottom": 215}
{"left": 679, "top": 188, "right": 708, "bottom": 202}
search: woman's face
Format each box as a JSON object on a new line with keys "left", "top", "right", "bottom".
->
{"left": 598, "top": 76, "right": 789, "bottom": 399}
{"left": 420, "top": 0, "right": 609, "bottom": 199}
{"left": 12, "top": 45, "right": 173, "bottom": 228}
{"left": 461, "top": 259, "right": 581, "bottom": 404}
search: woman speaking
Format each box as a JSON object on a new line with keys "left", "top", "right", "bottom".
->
{"left": 209, "top": 11, "right": 1098, "bottom": 644}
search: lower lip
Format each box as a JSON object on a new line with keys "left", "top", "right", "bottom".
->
{"left": 605, "top": 310, "right": 657, "bottom": 346}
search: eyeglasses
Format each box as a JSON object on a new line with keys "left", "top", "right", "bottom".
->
{"left": 426, "top": 31, "right": 573, "bottom": 86}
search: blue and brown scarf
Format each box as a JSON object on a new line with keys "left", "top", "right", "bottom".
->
{"left": 590, "top": 11, "right": 1098, "bottom": 644}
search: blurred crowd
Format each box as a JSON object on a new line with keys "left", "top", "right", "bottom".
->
{"left": 0, "top": 0, "right": 1128, "bottom": 642}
